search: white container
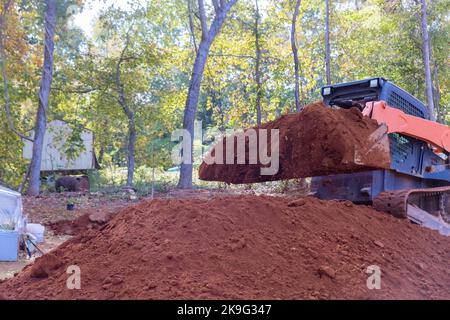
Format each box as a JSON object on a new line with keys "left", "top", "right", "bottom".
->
{"left": 0, "top": 229, "right": 19, "bottom": 262}
{"left": 26, "top": 224, "right": 45, "bottom": 243}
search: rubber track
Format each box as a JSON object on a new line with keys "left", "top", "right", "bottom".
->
{"left": 373, "top": 186, "right": 450, "bottom": 219}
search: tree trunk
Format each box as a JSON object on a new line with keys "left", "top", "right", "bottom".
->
{"left": 254, "top": 0, "right": 262, "bottom": 125}
{"left": 28, "top": 0, "right": 57, "bottom": 196}
{"left": 325, "top": 0, "right": 331, "bottom": 85}
{"left": 291, "top": 0, "right": 302, "bottom": 112}
{"left": 178, "top": 39, "right": 213, "bottom": 189}
{"left": 115, "top": 30, "right": 136, "bottom": 188}
{"left": 433, "top": 61, "right": 442, "bottom": 123}
{"left": 151, "top": 144, "right": 155, "bottom": 199}
{"left": 151, "top": 167, "right": 155, "bottom": 199}
{"left": 126, "top": 116, "right": 136, "bottom": 187}
{"left": 98, "top": 145, "right": 105, "bottom": 164}
{"left": 420, "top": 0, "right": 435, "bottom": 121}
{"left": 178, "top": 0, "right": 237, "bottom": 189}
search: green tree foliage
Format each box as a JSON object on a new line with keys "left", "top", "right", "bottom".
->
{"left": 0, "top": 0, "right": 448, "bottom": 190}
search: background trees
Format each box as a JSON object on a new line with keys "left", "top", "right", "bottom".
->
{"left": 0, "top": 0, "right": 448, "bottom": 192}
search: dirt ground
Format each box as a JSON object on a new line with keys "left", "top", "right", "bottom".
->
{"left": 0, "top": 193, "right": 131, "bottom": 281}
{"left": 0, "top": 189, "right": 217, "bottom": 281}
{"left": 1, "top": 192, "right": 448, "bottom": 300}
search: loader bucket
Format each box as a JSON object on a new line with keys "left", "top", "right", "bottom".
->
{"left": 199, "top": 102, "right": 391, "bottom": 184}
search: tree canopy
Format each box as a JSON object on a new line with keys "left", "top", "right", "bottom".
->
{"left": 0, "top": 0, "right": 448, "bottom": 191}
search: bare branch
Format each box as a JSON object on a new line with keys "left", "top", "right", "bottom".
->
{"left": 212, "top": 0, "right": 219, "bottom": 12}
{"left": 2, "top": 0, "right": 13, "bottom": 15}
{"left": 233, "top": 15, "right": 253, "bottom": 30}
{"left": 18, "top": 163, "right": 31, "bottom": 194}
{"left": 52, "top": 87, "right": 98, "bottom": 94}
{"left": 198, "top": 0, "right": 208, "bottom": 40}
{"left": 123, "top": 53, "right": 145, "bottom": 61}
{"left": 325, "top": 0, "right": 331, "bottom": 85}
{"left": 210, "top": 53, "right": 255, "bottom": 60}
{"left": 420, "top": 0, "right": 435, "bottom": 120}
{"left": 188, "top": 0, "right": 198, "bottom": 52}
{"left": 254, "top": 0, "right": 262, "bottom": 125}
{"left": 291, "top": 0, "right": 302, "bottom": 112}
{"left": 115, "top": 26, "right": 133, "bottom": 119}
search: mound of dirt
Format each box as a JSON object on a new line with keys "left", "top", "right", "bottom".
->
{"left": 199, "top": 102, "right": 391, "bottom": 184}
{"left": 0, "top": 195, "right": 448, "bottom": 300}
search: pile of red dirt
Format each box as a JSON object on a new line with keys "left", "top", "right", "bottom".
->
{"left": 0, "top": 194, "right": 448, "bottom": 300}
{"left": 199, "top": 102, "right": 391, "bottom": 184}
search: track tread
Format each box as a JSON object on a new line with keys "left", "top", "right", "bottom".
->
{"left": 373, "top": 186, "right": 450, "bottom": 220}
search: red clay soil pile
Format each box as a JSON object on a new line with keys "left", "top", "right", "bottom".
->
{"left": 0, "top": 194, "right": 449, "bottom": 300}
{"left": 199, "top": 102, "right": 391, "bottom": 184}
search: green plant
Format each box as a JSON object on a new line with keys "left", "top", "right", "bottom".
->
{"left": 0, "top": 209, "right": 17, "bottom": 231}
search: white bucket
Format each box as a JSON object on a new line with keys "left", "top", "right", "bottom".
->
{"left": 26, "top": 223, "right": 45, "bottom": 243}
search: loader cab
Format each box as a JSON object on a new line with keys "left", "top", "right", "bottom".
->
{"left": 321, "top": 77, "right": 429, "bottom": 120}
{"left": 321, "top": 78, "right": 384, "bottom": 111}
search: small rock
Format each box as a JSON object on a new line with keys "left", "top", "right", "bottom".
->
{"left": 312, "top": 291, "right": 321, "bottom": 297}
{"left": 111, "top": 276, "right": 123, "bottom": 285}
{"left": 416, "top": 262, "right": 426, "bottom": 270}
{"left": 146, "top": 283, "right": 157, "bottom": 290}
{"left": 374, "top": 240, "right": 384, "bottom": 248}
{"left": 102, "top": 277, "right": 112, "bottom": 285}
{"left": 89, "top": 211, "right": 110, "bottom": 224}
{"left": 317, "top": 266, "right": 336, "bottom": 279}
{"left": 288, "top": 199, "right": 307, "bottom": 207}
{"left": 166, "top": 254, "right": 174, "bottom": 260}
{"left": 419, "top": 289, "right": 428, "bottom": 296}
{"left": 344, "top": 201, "right": 353, "bottom": 208}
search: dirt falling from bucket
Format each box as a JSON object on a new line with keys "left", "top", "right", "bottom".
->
{"left": 199, "top": 102, "right": 391, "bottom": 184}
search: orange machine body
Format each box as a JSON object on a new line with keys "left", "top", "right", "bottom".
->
{"left": 363, "top": 101, "right": 450, "bottom": 154}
